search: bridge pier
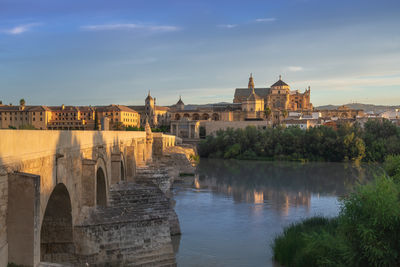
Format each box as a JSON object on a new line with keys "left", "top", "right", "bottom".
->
{"left": 7, "top": 172, "right": 40, "bottom": 267}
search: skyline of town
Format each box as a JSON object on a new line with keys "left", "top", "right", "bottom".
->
{"left": 1, "top": 0, "right": 400, "bottom": 106}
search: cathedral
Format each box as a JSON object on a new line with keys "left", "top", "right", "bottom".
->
{"left": 169, "top": 74, "right": 313, "bottom": 124}
{"left": 234, "top": 74, "right": 312, "bottom": 112}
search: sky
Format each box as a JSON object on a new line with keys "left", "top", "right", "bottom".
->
{"left": 0, "top": 0, "right": 400, "bottom": 107}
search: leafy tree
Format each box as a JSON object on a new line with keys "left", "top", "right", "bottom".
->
{"left": 19, "top": 98, "right": 25, "bottom": 106}
{"left": 19, "top": 124, "right": 36, "bottom": 130}
{"left": 113, "top": 121, "right": 125, "bottom": 131}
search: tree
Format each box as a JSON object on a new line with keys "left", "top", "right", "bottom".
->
{"left": 113, "top": 121, "right": 125, "bottom": 131}
{"left": 19, "top": 124, "right": 37, "bottom": 130}
{"left": 281, "top": 110, "right": 288, "bottom": 118}
{"left": 19, "top": 98, "right": 25, "bottom": 106}
{"left": 94, "top": 111, "right": 99, "bottom": 130}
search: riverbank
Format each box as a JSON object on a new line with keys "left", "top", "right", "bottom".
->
{"left": 198, "top": 119, "right": 400, "bottom": 163}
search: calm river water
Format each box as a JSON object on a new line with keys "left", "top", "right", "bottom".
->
{"left": 172, "top": 159, "right": 379, "bottom": 267}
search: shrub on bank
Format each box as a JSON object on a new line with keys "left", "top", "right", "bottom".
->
{"left": 272, "top": 155, "right": 400, "bottom": 267}
{"left": 272, "top": 217, "right": 345, "bottom": 267}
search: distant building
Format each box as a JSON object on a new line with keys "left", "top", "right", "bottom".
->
{"left": 0, "top": 104, "right": 50, "bottom": 129}
{"left": 129, "top": 91, "right": 171, "bottom": 127}
{"left": 233, "top": 74, "right": 313, "bottom": 112}
{"left": 0, "top": 103, "right": 139, "bottom": 130}
{"left": 96, "top": 105, "right": 140, "bottom": 129}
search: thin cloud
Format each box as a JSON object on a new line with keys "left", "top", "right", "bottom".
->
{"left": 286, "top": 66, "right": 304, "bottom": 72}
{"left": 81, "top": 23, "right": 180, "bottom": 33}
{"left": 217, "top": 24, "right": 238, "bottom": 29}
{"left": 255, "top": 18, "right": 276, "bottom": 23}
{"left": 2, "top": 23, "right": 42, "bottom": 35}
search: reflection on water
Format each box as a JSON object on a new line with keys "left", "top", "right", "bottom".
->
{"left": 173, "top": 159, "right": 380, "bottom": 267}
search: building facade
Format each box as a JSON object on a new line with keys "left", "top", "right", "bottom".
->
{"left": 129, "top": 92, "right": 171, "bottom": 128}
{"left": 0, "top": 104, "right": 139, "bottom": 130}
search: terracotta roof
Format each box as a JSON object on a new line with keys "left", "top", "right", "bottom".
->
{"left": 97, "top": 105, "right": 138, "bottom": 113}
{"left": 128, "top": 105, "right": 145, "bottom": 112}
{"left": 155, "top": 105, "right": 170, "bottom": 111}
{"left": 0, "top": 105, "right": 50, "bottom": 112}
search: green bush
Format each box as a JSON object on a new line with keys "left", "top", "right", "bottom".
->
{"left": 383, "top": 155, "right": 400, "bottom": 181}
{"left": 272, "top": 217, "right": 343, "bottom": 267}
{"left": 273, "top": 174, "right": 400, "bottom": 267}
{"left": 340, "top": 176, "right": 400, "bottom": 266}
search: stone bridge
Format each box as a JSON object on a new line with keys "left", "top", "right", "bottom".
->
{"left": 0, "top": 129, "right": 188, "bottom": 267}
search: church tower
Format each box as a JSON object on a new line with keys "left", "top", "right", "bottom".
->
{"left": 175, "top": 96, "right": 185, "bottom": 111}
{"left": 248, "top": 73, "right": 255, "bottom": 89}
{"left": 145, "top": 91, "right": 157, "bottom": 126}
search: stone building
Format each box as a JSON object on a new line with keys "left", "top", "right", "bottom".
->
{"left": 0, "top": 103, "right": 140, "bottom": 130}
{"left": 96, "top": 104, "right": 140, "bottom": 129}
{"left": 169, "top": 74, "right": 314, "bottom": 125}
{"left": 46, "top": 105, "right": 96, "bottom": 130}
{"left": 0, "top": 104, "right": 51, "bottom": 129}
{"left": 233, "top": 74, "right": 313, "bottom": 112}
{"left": 129, "top": 91, "right": 171, "bottom": 127}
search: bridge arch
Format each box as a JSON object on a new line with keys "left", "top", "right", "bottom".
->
{"left": 40, "top": 183, "right": 74, "bottom": 263}
{"left": 192, "top": 113, "right": 200, "bottom": 120}
{"left": 201, "top": 113, "right": 210, "bottom": 120}
{"left": 96, "top": 167, "right": 107, "bottom": 207}
{"left": 120, "top": 153, "right": 126, "bottom": 181}
{"left": 211, "top": 113, "right": 220, "bottom": 121}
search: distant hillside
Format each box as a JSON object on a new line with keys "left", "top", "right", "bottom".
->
{"left": 316, "top": 103, "right": 400, "bottom": 114}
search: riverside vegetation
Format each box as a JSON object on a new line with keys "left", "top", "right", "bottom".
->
{"left": 272, "top": 155, "right": 400, "bottom": 267}
{"left": 198, "top": 119, "right": 400, "bottom": 162}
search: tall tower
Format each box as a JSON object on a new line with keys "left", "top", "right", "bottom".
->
{"left": 248, "top": 73, "right": 255, "bottom": 89}
{"left": 145, "top": 91, "right": 156, "bottom": 126}
{"left": 175, "top": 96, "right": 185, "bottom": 111}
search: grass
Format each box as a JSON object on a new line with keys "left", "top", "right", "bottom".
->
{"left": 272, "top": 216, "right": 344, "bottom": 267}
{"left": 179, "top": 172, "right": 196, "bottom": 177}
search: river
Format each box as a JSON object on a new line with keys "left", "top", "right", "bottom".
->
{"left": 172, "top": 159, "right": 380, "bottom": 267}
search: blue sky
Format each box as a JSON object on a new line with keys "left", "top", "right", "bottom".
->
{"left": 0, "top": 0, "right": 399, "bottom": 106}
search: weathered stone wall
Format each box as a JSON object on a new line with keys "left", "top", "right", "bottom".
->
{"left": 0, "top": 173, "right": 8, "bottom": 267}
{"left": 153, "top": 133, "right": 177, "bottom": 157}
{"left": 73, "top": 182, "right": 176, "bottom": 266}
